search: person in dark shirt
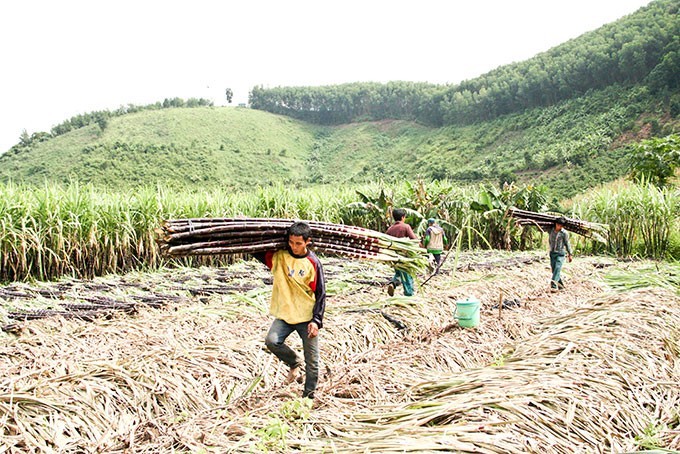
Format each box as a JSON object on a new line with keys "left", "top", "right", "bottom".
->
{"left": 385, "top": 208, "right": 419, "bottom": 296}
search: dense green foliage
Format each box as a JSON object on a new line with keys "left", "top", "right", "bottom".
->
{"left": 572, "top": 181, "right": 679, "bottom": 259}
{"left": 0, "top": 182, "right": 358, "bottom": 282}
{"left": 250, "top": 0, "right": 678, "bottom": 126}
{"left": 628, "top": 134, "right": 680, "bottom": 186}
{"left": 250, "top": 81, "right": 439, "bottom": 125}
{"left": 309, "top": 85, "right": 676, "bottom": 198}
{"left": 1, "top": 179, "right": 676, "bottom": 283}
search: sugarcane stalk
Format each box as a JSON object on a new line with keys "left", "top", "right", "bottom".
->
{"left": 167, "top": 227, "right": 287, "bottom": 242}
{"left": 168, "top": 240, "right": 286, "bottom": 256}
{"left": 169, "top": 236, "right": 381, "bottom": 256}
{"left": 312, "top": 242, "right": 380, "bottom": 256}
{"left": 507, "top": 207, "right": 609, "bottom": 243}
{"left": 158, "top": 217, "right": 430, "bottom": 274}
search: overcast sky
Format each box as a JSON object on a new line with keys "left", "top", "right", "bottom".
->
{"left": 0, "top": 0, "right": 653, "bottom": 153}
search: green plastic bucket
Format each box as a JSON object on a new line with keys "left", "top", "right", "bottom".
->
{"left": 455, "top": 298, "right": 480, "bottom": 328}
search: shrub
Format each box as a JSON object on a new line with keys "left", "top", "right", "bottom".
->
{"left": 628, "top": 134, "right": 679, "bottom": 187}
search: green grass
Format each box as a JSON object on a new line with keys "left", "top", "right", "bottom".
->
{"left": 0, "top": 84, "right": 677, "bottom": 199}
{"left": 0, "top": 107, "right": 318, "bottom": 190}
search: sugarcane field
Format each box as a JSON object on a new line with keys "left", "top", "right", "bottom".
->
{"left": 0, "top": 175, "right": 679, "bottom": 453}
{"left": 5, "top": 0, "right": 680, "bottom": 450}
{"left": 1, "top": 227, "right": 679, "bottom": 453}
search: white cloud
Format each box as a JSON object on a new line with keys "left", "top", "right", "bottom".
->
{"left": 0, "top": 0, "right": 652, "bottom": 152}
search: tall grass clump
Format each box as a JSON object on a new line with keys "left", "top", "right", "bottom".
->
{"left": 0, "top": 182, "right": 362, "bottom": 283}
{"left": 572, "top": 181, "right": 679, "bottom": 259}
{"left": 7, "top": 177, "right": 675, "bottom": 283}
{"left": 0, "top": 182, "right": 163, "bottom": 282}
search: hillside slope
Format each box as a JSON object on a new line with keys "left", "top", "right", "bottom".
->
{"left": 305, "top": 84, "right": 676, "bottom": 196}
{"left": 2, "top": 0, "right": 678, "bottom": 196}
{"left": 325, "top": 86, "right": 679, "bottom": 194}
{"left": 0, "top": 107, "right": 319, "bottom": 189}
{"left": 0, "top": 84, "right": 676, "bottom": 197}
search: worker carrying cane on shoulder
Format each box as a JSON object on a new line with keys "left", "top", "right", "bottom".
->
{"left": 385, "top": 208, "right": 419, "bottom": 297}
{"left": 548, "top": 216, "right": 573, "bottom": 292}
{"left": 253, "top": 221, "right": 326, "bottom": 400}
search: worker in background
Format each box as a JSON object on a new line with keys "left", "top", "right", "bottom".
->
{"left": 385, "top": 208, "right": 419, "bottom": 296}
{"left": 424, "top": 218, "right": 448, "bottom": 274}
{"left": 548, "top": 216, "right": 573, "bottom": 291}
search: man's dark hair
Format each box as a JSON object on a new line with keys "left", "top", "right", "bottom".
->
{"left": 288, "top": 221, "right": 312, "bottom": 240}
{"left": 392, "top": 208, "right": 407, "bottom": 222}
{"left": 556, "top": 216, "right": 567, "bottom": 226}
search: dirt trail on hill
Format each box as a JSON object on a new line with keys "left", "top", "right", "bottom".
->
{"left": 0, "top": 252, "right": 678, "bottom": 452}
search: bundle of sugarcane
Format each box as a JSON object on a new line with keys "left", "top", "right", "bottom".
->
{"left": 156, "top": 218, "right": 429, "bottom": 275}
{"left": 508, "top": 207, "right": 609, "bottom": 243}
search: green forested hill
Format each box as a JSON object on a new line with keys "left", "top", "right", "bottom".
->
{"left": 249, "top": 0, "right": 678, "bottom": 126}
{"left": 316, "top": 85, "right": 677, "bottom": 196}
{"left": 0, "top": 84, "right": 676, "bottom": 197}
{"left": 1, "top": 0, "right": 677, "bottom": 197}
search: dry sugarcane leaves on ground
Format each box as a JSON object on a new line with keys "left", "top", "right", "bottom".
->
{"left": 0, "top": 254, "right": 678, "bottom": 452}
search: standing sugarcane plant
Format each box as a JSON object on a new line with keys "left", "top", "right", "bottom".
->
{"left": 571, "top": 181, "right": 677, "bottom": 258}
{"left": 156, "top": 218, "right": 430, "bottom": 276}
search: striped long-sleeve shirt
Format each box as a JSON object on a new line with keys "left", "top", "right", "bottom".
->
{"left": 548, "top": 227, "right": 572, "bottom": 255}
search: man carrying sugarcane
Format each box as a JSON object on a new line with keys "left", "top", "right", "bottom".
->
{"left": 254, "top": 221, "right": 326, "bottom": 400}
{"left": 386, "top": 208, "right": 419, "bottom": 296}
{"left": 548, "top": 216, "right": 573, "bottom": 292}
{"left": 423, "top": 218, "right": 448, "bottom": 274}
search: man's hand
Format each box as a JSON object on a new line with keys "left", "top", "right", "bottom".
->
{"left": 567, "top": 254, "right": 573, "bottom": 263}
{"left": 307, "top": 322, "right": 319, "bottom": 338}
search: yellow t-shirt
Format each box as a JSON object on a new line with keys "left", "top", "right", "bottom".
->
{"left": 264, "top": 249, "right": 323, "bottom": 325}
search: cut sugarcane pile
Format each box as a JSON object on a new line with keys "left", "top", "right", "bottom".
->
{"left": 157, "top": 218, "right": 430, "bottom": 275}
{"left": 508, "top": 207, "right": 609, "bottom": 243}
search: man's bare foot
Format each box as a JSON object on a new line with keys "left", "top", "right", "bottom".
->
{"left": 284, "top": 367, "right": 300, "bottom": 385}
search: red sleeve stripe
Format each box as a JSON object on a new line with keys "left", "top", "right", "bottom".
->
{"left": 306, "top": 256, "right": 318, "bottom": 292}
{"left": 265, "top": 250, "right": 275, "bottom": 269}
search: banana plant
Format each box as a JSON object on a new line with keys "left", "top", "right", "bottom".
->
{"left": 344, "top": 186, "right": 423, "bottom": 232}
{"left": 404, "top": 178, "right": 459, "bottom": 238}
{"left": 470, "top": 183, "right": 548, "bottom": 250}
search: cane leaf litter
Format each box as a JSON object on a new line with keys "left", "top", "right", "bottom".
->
{"left": 0, "top": 252, "right": 679, "bottom": 452}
